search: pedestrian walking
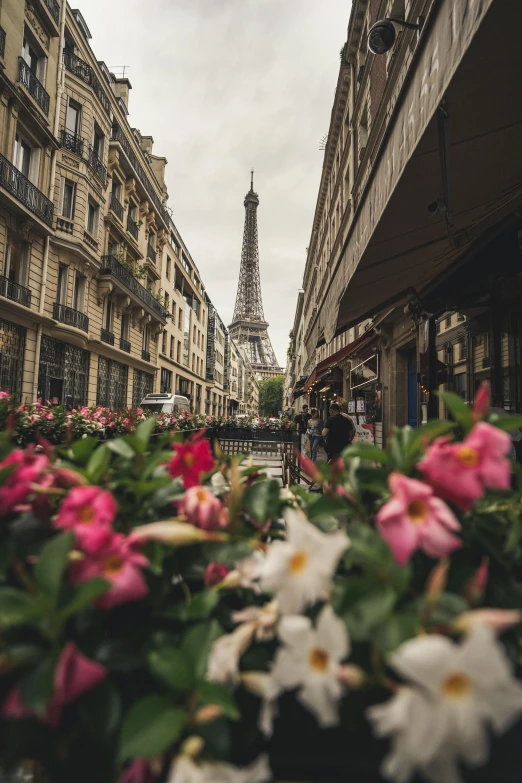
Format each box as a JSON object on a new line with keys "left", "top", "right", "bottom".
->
{"left": 322, "top": 403, "right": 355, "bottom": 463}
{"left": 294, "top": 405, "right": 311, "bottom": 456}
{"left": 306, "top": 409, "right": 324, "bottom": 462}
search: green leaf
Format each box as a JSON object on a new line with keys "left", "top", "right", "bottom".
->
{"left": 186, "top": 590, "right": 220, "bottom": 619}
{"left": 119, "top": 696, "right": 186, "bottom": 761}
{"left": 135, "top": 416, "right": 157, "bottom": 446}
{"left": 343, "top": 444, "right": 391, "bottom": 464}
{"left": 197, "top": 682, "right": 240, "bottom": 720}
{"left": 78, "top": 680, "right": 121, "bottom": 740}
{"left": 203, "top": 541, "right": 253, "bottom": 566}
{"left": 427, "top": 592, "right": 468, "bottom": 626}
{"left": 87, "top": 444, "right": 111, "bottom": 481}
{"left": 70, "top": 437, "right": 99, "bottom": 462}
{"left": 59, "top": 578, "right": 110, "bottom": 620}
{"left": 20, "top": 654, "right": 58, "bottom": 717}
{"left": 182, "top": 620, "right": 222, "bottom": 680}
{"left": 243, "top": 479, "right": 280, "bottom": 524}
{"left": 306, "top": 494, "right": 347, "bottom": 524}
{"left": 0, "top": 537, "right": 16, "bottom": 579}
{"left": 36, "top": 532, "right": 74, "bottom": 602}
{"left": 490, "top": 415, "right": 522, "bottom": 433}
{"left": 342, "top": 580, "right": 397, "bottom": 641}
{"left": 107, "top": 439, "right": 135, "bottom": 459}
{"left": 148, "top": 647, "right": 194, "bottom": 692}
{"left": 372, "top": 613, "right": 419, "bottom": 654}
{"left": 0, "top": 587, "right": 44, "bottom": 628}
{"left": 437, "top": 391, "right": 473, "bottom": 431}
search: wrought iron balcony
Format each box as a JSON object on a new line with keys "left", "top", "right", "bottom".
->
{"left": 53, "top": 302, "right": 89, "bottom": 332}
{"left": 119, "top": 338, "right": 131, "bottom": 353}
{"left": 147, "top": 244, "right": 157, "bottom": 264}
{"left": 0, "top": 275, "right": 31, "bottom": 307}
{"left": 142, "top": 349, "right": 151, "bottom": 363}
{"left": 88, "top": 146, "right": 107, "bottom": 184}
{"left": 109, "top": 193, "right": 124, "bottom": 222}
{"left": 110, "top": 124, "right": 170, "bottom": 227}
{"left": 101, "top": 328, "right": 115, "bottom": 346}
{"left": 127, "top": 215, "right": 139, "bottom": 240}
{"left": 61, "top": 129, "right": 83, "bottom": 157}
{"left": 0, "top": 27, "right": 5, "bottom": 60}
{"left": 43, "top": 0, "right": 60, "bottom": 24}
{"left": 0, "top": 152, "right": 53, "bottom": 226}
{"left": 62, "top": 50, "right": 110, "bottom": 114}
{"left": 18, "top": 58, "right": 50, "bottom": 116}
{"left": 99, "top": 255, "right": 167, "bottom": 321}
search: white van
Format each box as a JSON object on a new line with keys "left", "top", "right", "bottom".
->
{"left": 139, "top": 392, "right": 191, "bottom": 415}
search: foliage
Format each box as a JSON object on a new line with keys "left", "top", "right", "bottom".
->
{"left": 258, "top": 376, "right": 284, "bottom": 417}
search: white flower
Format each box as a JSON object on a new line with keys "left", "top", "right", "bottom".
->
{"left": 367, "top": 624, "right": 522, "bottom": 783}
{"left": 207, "top": 621, "right": 257, "bottom": 684}
{"left": 168, "top": 753, "right": 271, "bottom": 783}
{"left": 232, "top": 600, "right": 279, "bottom": 641}
{"left": 259, "top": 509, "right": 349, "bottom": 614}
{"left": 252, "top": 605, "right": 349, "bottom": 733}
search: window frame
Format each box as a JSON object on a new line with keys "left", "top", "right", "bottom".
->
{"left": 86, "top": 199, "right": 99, "bottom": 236}
{"left": 61, "top": 178, "right": 76, "bottom": 219}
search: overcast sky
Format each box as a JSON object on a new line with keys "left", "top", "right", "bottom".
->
{"left": 82, "top": 0, "right": 349, "bottom": 367}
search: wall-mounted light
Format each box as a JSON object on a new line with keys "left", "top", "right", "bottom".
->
{"left": 368, "top": 16, "right": 424, "bottom": 55}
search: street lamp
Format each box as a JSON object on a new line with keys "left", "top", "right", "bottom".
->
{"left": 368, "top": 17, "right": 424, "bottom": 55}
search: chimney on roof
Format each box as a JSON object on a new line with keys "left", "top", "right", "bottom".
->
{"left": 141, "top": 136, "right": 154, "bottom": 154}
{"left": 113, "top": 78, "right": 132, "bottom": 112}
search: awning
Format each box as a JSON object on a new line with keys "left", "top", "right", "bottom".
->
{"left": 308, "top": 0, "right": 522, "bottom": 348}
{"left": 302, "top": 330, "right": 375, "bottom": 394}
{"left": 292, "top": 378, "right": 308, "bottom": 401}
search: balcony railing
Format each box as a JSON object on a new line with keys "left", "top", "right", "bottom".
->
{"left": 119, "top": 338, "right": 131, "bottom": 353}
{"left": 127, "top": 215, "right": 139, "bottom": 240}
{"left": 61, "top": 129, "right": 83, "bottom": 157}
{"left": 101, "top": 328, "right": 115, "bottom": 346}
{"left": 53, "top": 302, "right": 89, "bottom": 332}
{"left": 147, "top": 244, "right": 157, "bottom": 264}
{"left": 109, "top": 193, "right": 124, "bottom": 222}
{"left": 18, "top": 58, "right": 50, "bottom": 116}
{"left": 63, "top": 50, "right": 110, "bottom": 114}
{"left": 99, "top": 255, "right": 167, "bottom": 321}
{"left": 0, "top": 152, "right": 53, "bottom": 226}
{"left": 142, "top": 349, "right": 151, "bottom": 363}
{"left": 88, "top": 146, "right": 107, "bottom": 184}
{"left": 0, "top": 276, "right": 31, "bottom": 307}
{"left": 43, "top": 0, "right": 60, "bottom": 24}
{"left": 0, "top": 27, "right": 6, "bottom": 60}
{"left": 110, "top": 125, "right": 170, "bottom": 227}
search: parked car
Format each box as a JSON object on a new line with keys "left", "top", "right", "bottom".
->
{"left": 139, "top": 393, "right": 191, "bottom": 415}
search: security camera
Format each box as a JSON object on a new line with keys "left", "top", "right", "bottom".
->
{"left": 368, "top": 17, "right": 424, "bottom": 55}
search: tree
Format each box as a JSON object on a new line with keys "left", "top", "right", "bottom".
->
{"left": 258, "top": 375, "right": 284, "bottom": 416}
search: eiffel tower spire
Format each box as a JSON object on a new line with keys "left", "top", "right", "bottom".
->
{"left": 229, "top": 174, "right": 282, "bottom": 379}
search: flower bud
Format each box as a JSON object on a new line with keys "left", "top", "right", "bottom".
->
{"left": 452, "top": 608, "right": 522, "bottom": 634}
{"left": 194, "top": 704, "right": 223, "bottom": 723}
{"left": 131, "top": 521, "right": 226, "bottom": 546}
{"left": 472, "top": 382, "right": 491, "bottom": 421}
{"left": 240, "top": 671, "right": 270, "bottom": 697}
{"left": 465, "top": 557, "right": 489, "bottom": 604}
{"left": 337, "top": 664, "right": 366, "bottom": 689}
{"left": 180, "top": 736, "right": 204, "bottom": 758}
{"left": 204, "top": 563, "right": 231, "bottom": 588}
{"left": 426, "top": 559, "right": 449, "bottom": 603}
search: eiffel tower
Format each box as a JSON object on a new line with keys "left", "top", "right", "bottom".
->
{"left": 229, "top": 172, "right": 283, "bottom": 380}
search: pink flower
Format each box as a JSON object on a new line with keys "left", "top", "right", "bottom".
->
{"left": 0, "top": 390, "right": 11, "bottom": 399}
{"left": 55, "top": 486, "right": 117, "bottom": 552}
{"left": 418, "top": 423, "right": 512, "bottom": 510}
{"left": 168, "top": 431, "right": 215, "bottom": 488}
{"left": 376, "top": 473, "right": 462, "bottom": 565}
{"left": 69, "top": 533, "right": 149, "bottom": 609}
{"left": 178, "top": 486, "right": 228, "bottom": 531}
{"left": 2, "top": 642, "right": 106, "bottom": 726}
{"left": 204, "top": 562, "right": 231, "bottom": 587}
{"left": 117, "top": 760, "right": 156, "bottom": 783}
{"left": 0, "top": 448, "right": 49, "bottom": 516}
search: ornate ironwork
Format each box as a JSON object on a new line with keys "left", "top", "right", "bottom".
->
{"left": 97, "top": 356, "right": 127, "bottom": 409}
{"left": 132, "top": 369, "right": 153, "bottom": 408}
{"left": 61, "top": 129, "right": 83, "bottom": 157}
{"left": 62, "top": 50, "right": 110, "bottom": 115}
{"left": 110, "top": 125, "right": 169, "bottom": 227}
{"left": 142, "top": 349, "right": 151, "bottom": 362}
{"left": 88, "top": 146, "right": 107, "bottom": 184}
{"left": 0, "top": 27, "right": 6, "bottom": 60}
{"left": 0, "top": 317, "right": 25, "bottom": 395}
{"left": 228, "top": 173, "right": 281, "bottom": 373}
{"left": 53, "top": 302, "right": 89, "bottom": 333}
{"left": 110, "top": 193, "right": 124, "bottom": 221}
{"left": 147, "top": 244, "right": 157, "bottom": 264}
{"left": 101, "top": 328, "right": 115, "bottom": 345}
{"left": 44, "top": 0, "right": 60, "bottom": 24}
{"left": 0, "top": 152, "right": 53, "bottom": 226}
{"left": 127, "top": 216, "right": 139, "bottom": 240}
{"left": 119, "top": 337, "right": 131, "bottom": 353}
{"left": 206, "top": 305, "right": 216, "bottom": 381}
{"left": 0, "top": 276, "right": 31, "bottom": 307}
{"left": 38, "top": 335, "right": 89, "bottom": 408}
{"left": 100, "top": 255, "right": 167, "bottom": 321}
{"left": 18, "top": 58, "right": 50, "bottom": 115}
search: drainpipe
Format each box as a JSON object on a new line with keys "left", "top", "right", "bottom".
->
{"left": 32, "top": 2, "right": 66, "bottom": 402}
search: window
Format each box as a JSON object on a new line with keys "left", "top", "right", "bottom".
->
{"left": 86, "top": 200, "right": 99, "bottom": 236}
{"left": 22, "top": 34, "right": 45, "bottom": 81}
{"left": 164, "top": 293, "right": 169, "bottom": 312}
{"left": 166, "top": 257, "right": 171, "bottom": 280}
{"left": 57, "top": 264, "right": 68, "bottom": 304}
{"left": 129, "top": 203, "right": 137, "bottom": 222}
{"left": 460, "top": 342, "right": 467, "bottom": 361}
{"left": 148, "top": 231, "right": 155, "bottom": 250}
{"left": 73, "top": 273, "right": 86, "bottom": 312}
{"left": 193, "top": 325, "right": 196, "bottom": 343}
{"left": 4, "top": 235, "right": 29, "bottom": 288}
{"left": 97, "top": 357, "right": 128, "bottom": 410}
{"left": 172, "top": 301, "right": 176, "bottom": 319}
{"left": 176, "top": 341, "right": 181, "bottom": 363}
{"left": 436, "top": 320, "right": 441, "bottom": 334}
{"left": 62, "top": 180, "right": 75, "bottom": 219}
{"left": 445, "top": 314, "right": 452, "bottom": 328}
{"left": 103, "top": 297, "right": 113, "bottom": 331}
{"left": 170, "top": 335, "right": 174, "bottom": 358}
{"left": 121, "top": 313, "right": 130, "bottom": 341}
{"left": 162, "top": 331, "right": 167, "bottom": 355}
{"left": 112, "top": 179, "right": 122, "bottom": 201}
{"left": 66, "top": 99, "right": 81, "bottom": 137}
{"left": 142, "top": 326, "right": 150, "bottom": 353}
{"left": 170, "top": 234, "right": 179, "bottom": 254}
{"left": 92, "top": 124, "right": 104, "bottom": 159}
{"left": 192, "top": 354, "right": 195, "bottom": 371}
{"left": 160, "top": 368, "right": 172, "bottom": 393}
{"left": 178, "top": 310, "right": 183, "bottom": 330}
{"left": 14, "top": 130, "right": 39, "bottom": 184}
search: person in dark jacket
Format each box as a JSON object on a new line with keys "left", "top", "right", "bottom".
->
{"left": 294, "top": 405, "right": 311, "bottom": 455}
{"left": 322, "top": 403, "right": 355, "bottom": 462}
